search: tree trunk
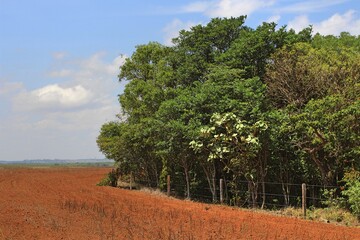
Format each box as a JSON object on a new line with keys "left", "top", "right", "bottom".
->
{"left": 201, "top": 162, "right": 217, "bottom": 203}
{"left": 279, "top": 155, "right": 291, "bottom": 207}
{"left": 261, "top": 181, "right": 266, "bottom": 209}
{"left": 311, "top": 185, "right": 316, "bottom": 207}
{"left": 309, "top": 151, "right": 333, "bottom": 186}
{"left": 212, "top": 175, "right": 217, "bottom": 203}
{"left": 223, "top": 175, "right": 229, "bottom": 203}
{"left": 248, "top": 181, "right": 258, "bottom": 208}
{"left": 281, "top": 182, "right": 290, "bottom": 206}
{"left": 259, "top": 141, "right": 268, "bottom": 209}
{"left": 184, "top": 168, "right": 190, "bottom": 200}
{"left": 180, "top": 157, "right": 192, "bottom": 200}
{"left": 259, "top": 158, "right": 266, "bottom": 209}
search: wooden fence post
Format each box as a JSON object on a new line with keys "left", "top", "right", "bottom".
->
{"left": 302, "top": 183, "right": 307, "bottom": 219}
{"left": 129, "top": 172, "right": 133, "bottom": 190}
{"left": 220, "top": 179, "right": 224, "bottom": 204}
{"left": 167, "top": 175, "right": 171, "bottom": 196}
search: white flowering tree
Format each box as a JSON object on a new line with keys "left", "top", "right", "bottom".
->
{"left": 190, "top": 112, "right": 268, "bottom": 207}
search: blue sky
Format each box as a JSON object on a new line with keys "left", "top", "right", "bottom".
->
{"left": 0, "top": 0, "right": 359, "bottom": 160}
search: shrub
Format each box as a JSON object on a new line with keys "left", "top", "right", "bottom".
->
{"left": 308, "top": 207, "right": 358, "bottom": 226}
{"left": 274, "top": 207, "right": 359, "bottom": 226}
{"left": 97, "top": 169, "right": 118, "bottom": 187}
{"left": 342, "top": 170, "right": 360, "bottom": 219}
{"left": 321, "top": 188, "right": 345, "bottom": 209}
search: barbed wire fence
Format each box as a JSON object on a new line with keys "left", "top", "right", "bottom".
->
{"left": 121, "top": 174, "right": 341, "bottom": 219}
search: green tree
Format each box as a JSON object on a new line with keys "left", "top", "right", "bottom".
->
{"left": 265, "top": 40, "right": 360, "bottom": 108}
{"left": 97, "top": 16, "right": 360, "bottom": 213}
{"left": 119, "top": 42, "right": 174, "bottom": 122}
{"left": 219, "top": 23, "right": 312, "bottom": 80}
{"left": 172, "top": 16, "right": 246, "bottom": 86}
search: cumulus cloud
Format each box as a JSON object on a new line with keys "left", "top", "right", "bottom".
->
{"left": 183, "top": 0, "right": 275, "bottom": 17}
{"left": 287, "top": 15, "right": 310, "bottom": 32}
{"left": 52, "top": 51, "right": 67, "bottom": 60}
{"left": 48, "top": 52, "right": 126, "bottom": 80}
{"left": 313, "top": 10, "right": 360, "bottom": 35}
{"left": 0, "top": 104, "right": 119, "bottom": 160}
{"left": 287, "top": 10, "right": 360, "bottom": 35}
{"left": 163, "top": 19, "right": 199, "bottom": 46}
{"left": 267, "top": 15, "right": 281, "bottom": 24}
{"left": 0, "top": 81, "right": 23, "bottom": 96}
{"left": 48, "top": 69, "right": 73, "bottom": 78}
{"left": 209, "top": 0, "right": 275, "bottom": 17}
{"left": 183, "top": 2, "right": 209, "bottom": 13}
{"left": 13, "top": 84, "right": 93, "bottom": 111}
{"left": 48, "top": 52, "right": 126, "bottom": 79}
{"left": 0, "top": 52, "right": 126, "bottom": 160}
{"left": 12, "top": 52, "right": 127, "bottom": 113}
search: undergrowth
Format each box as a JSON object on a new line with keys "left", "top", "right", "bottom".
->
{"left": 274, "top": 206, "right": 359, "bottom": 226}
{"left": 124, "top": 185, "right": 360, "bottom": 227}
{"left": 97, "top": 170, "right": 117, "bottom": 187}
{"left": 97, "top": 168, "right": 360, "bottom": 227}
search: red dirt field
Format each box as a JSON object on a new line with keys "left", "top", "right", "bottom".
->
{"left": 0, "top": 167, "right": 359, "bottom": 240}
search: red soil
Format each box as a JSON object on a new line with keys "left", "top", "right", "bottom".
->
{"left": 0, "top": 167, "right": 359, "bottom": 240}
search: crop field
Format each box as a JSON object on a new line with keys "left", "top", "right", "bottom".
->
{"left": 0, "top": 167, "right": 359, "bottom": 240}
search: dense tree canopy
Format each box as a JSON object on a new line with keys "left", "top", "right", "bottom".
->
{"left": 97, "top": 16, "right": 360, "bottom": 210}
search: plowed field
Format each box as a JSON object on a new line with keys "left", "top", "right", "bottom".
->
{"left": 0, "top": 167, "right": 359, "bottom": 240}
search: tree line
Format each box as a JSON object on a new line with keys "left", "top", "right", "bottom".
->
{"left": 97, "top": 16, "right": 360, "bottom": 210}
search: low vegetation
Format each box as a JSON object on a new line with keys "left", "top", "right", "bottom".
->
{"left": 97, "top": 169, "right": 118, "bottom": 187}
{"left": 273, "top": 207, "right": 358, "bottom": 226}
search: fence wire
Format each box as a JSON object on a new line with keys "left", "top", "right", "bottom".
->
{"left": 119, "top": 176, "right": 342, "bottom": 210}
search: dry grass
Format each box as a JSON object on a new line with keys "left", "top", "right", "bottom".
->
{"left": 274, "top": 206, "right": 306, "bottom": 218}
{"left": 2, "top": 167, "right": 359, "bottom": 240}
{"left": 135, "top": 186, "right": 360, "bottom": 228}
{"left": 116, "top": 180, "right": 141, "bottom": 189}
{"left": 0, "top": 227, "right": 4, "bottom": 240}
{"left": 308, "top": 207, "right": 359, "bottom": 226}
{"left": 273, "top": 206, "right": 359, "bottom": 227}
{"left": 138, "top": 187, "right": 169, "bottom": 198}
{"left": 129, "top": 185, "right": 360, "bottom": 228}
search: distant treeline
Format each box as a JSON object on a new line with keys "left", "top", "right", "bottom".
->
{"left": 97, "top": 16, "right": 360, "bottom": 209}
{"left": 0, "top": 159, "right": 113, "bottom": 165}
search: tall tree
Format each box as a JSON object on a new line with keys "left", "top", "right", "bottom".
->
{"left": 289, "top": 91, "right": 360, "bottom": 186}
{"left": 172, "top": 16, "right": 246, "bottom": 86}
{"left": 191, "top": 112, "right": 268, "bottom": 207}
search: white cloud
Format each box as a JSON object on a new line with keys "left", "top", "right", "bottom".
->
{"left": 267, "top": 15, "right": 281, "bottom": 24}
{"left": 14, "top": 84, "right": 93, "bottom": 111}
{"left": 0, "top": 52, "right": 126, "bottom": 160}
{"left": 277, "top": 0, "right": 349, "bottom": 14}
{"left": 52, "top": 51, "right": 67, "bottom": 60}
{"left": 0, "top": 107, "right": 119, "bottom": 160}
{"left": 22, "top": 105, "right": 118, "bottom": 132}
{"left": 287, "top": 10, "right": 360, "bottom": 35}
{"left": 0, "top": 81, "right": 23, "bottom": 96}
{"left": 111, "top": 55, "right": 127, "bottom": 74}
{"left": 48, "top": 52, "right": 126, "bottom": 80}
{"left": 16, "top": 52, "right": 127, "bottom": 112}
{"left": 48, "top": 69, "right": 73, "bottom": 78}
{"left": 313, "top": 10, "right": 360, "bottom": 35}
{"left": 210, "top": 0, "right": 275, "bottom": 17}
{"left": 163, "top": 19, "right": 199, "bottom": 46}
{"left": 287, "top": 15, "right": 310, "bottom": 32}
{"left": 183, "top": 2, "right": 209, "bottom": 13}
{"left": 183, "top": 0, "right": 275, "bottom": 17}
